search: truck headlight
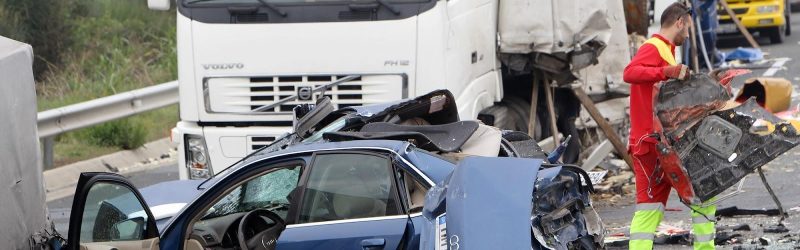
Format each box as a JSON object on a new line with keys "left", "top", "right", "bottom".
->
{"left": 757, "top": 5, "right": 779, "bottom": 13}
{"left": 185, "top": 134, "right": 212, "bottom": 179}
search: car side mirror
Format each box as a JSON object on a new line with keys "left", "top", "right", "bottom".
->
{"left": 111, "top": 217, "right": 146, "bottom": 241}
{"left": 148, "top": 0, "right": 171, "bottom": 11}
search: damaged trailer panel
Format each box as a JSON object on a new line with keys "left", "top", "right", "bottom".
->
{"left": 498, "top": 0, "right": 630, "bottom": 98}
{"left": 0, "top": 36, "right": 53, "bottom": 248}
{"left": 654, "top": 74, "right": 800, "bottom": 204}
{"left": 498, "top": 0, "right": 613, "bottom": 55}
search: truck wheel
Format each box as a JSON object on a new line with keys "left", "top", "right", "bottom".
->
{"left": 769, "top": 25, "right": 786, "bottom": 44}
{"left": 478, "top": 97, "right": 544, "bottom": 138}
{"left": 503, "top": 97, "right": 543, "bottom": 138}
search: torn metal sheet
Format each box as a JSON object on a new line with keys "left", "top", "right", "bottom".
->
{"left": 261, "top": 89, "right": 549, "bottom": 159}
{"left": 654, "top": 75, "right": 800, "bottom": 204}
{"left": 323, "top": 121, "right": 480, "bottom": 153}
{"left": 498, "top": 0, "right": 613, "bottom": 55}
{"left": 654, "top": 74, "right": 732, "bottom": 139}
{"left": 531, "top": 166, "right": 603, "bottom": 249}
{"left": 498, "top": 0, "right": 628, "bottom": 87}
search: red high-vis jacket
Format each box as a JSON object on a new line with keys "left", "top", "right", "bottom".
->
{"left": 623, "top": 34, "right": 675, "bottom": 142}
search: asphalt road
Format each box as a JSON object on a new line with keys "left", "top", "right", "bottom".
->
{"left": 47, "top": 161, "right": 179, "bottom": 234}
{"left": 47, "top": 12, "right": 800, "bottom": 246}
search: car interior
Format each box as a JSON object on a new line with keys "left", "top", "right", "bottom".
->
{"left": 180, "top": 154, "right": 427, "bottom": 250}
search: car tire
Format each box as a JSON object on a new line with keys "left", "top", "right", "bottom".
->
{"left": 768, "top": 26, "right": 786, "bottom": 44}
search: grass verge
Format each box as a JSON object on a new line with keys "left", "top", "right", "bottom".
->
{"left": 24, "top": 0, "right": 178, "bottom": 167}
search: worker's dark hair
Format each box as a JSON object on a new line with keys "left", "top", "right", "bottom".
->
{"left": 661, "top": 2, "right": 691, "bottom": 27}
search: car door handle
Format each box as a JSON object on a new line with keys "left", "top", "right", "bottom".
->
{"left": 361, "top": 238, "right": 386, "bottom": 249}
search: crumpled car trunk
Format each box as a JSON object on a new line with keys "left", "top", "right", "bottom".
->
{"left": 654, "top": 74, "right": 800, "bottom": 204}
{"left": 421, "top": 157, "right": 603, "bottom": 250}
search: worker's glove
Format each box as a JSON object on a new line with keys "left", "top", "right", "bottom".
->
{"left": 663, "top": 64, "right": 691, "bottom": 80}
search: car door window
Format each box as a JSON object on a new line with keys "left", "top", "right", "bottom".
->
{"left": 203, "top": 165, "right": 302, "bottom": 220}
{"left": 298, "top": 153, "right": 401, "bottom": 223}
{"left": 80, "top": 182, "right": 152, "bottom": 243}
{"left": 400, "top": 171, "right": 428, "bottom": 213}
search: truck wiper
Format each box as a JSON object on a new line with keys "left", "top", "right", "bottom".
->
{"left": 375, "top": 0, "right": 401, "bottom": 15}
{"left": 185, "top": 0, "right": 218, "bottom": 4}
{"left": 255, "top": 0, "right": 287, "bottom": 17}
{"left": 186, "top": 0, "right": 286, "bottom": 17}
{"left": 251, "top": 75, "right": 361, "bottom": 112}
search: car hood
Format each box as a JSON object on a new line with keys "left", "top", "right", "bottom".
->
{"left": 420, "top": 157, "right": 541, "bottom": 249}
{"left": 138, "top": 180, "right": 205, "bottom": 231}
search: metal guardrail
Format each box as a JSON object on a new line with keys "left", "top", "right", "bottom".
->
{"left": 37, "top": 81, "right": 179, "bottom": 168}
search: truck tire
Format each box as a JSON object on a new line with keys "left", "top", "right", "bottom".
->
{"left": 478, "top": 97, "right": 544, "bottom": 138}
{"left": 504, "top": 97, "right": 543, "bottom": 139}
{"left": 768, "top": 25, "right": 786, "bottom": 44}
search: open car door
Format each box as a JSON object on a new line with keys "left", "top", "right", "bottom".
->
{"left": 67, "top": 173, "right": 160, "bottom": 250}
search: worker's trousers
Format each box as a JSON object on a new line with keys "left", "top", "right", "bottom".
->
{"left": 628, "top": 139, "right": 716, "bottom": 250}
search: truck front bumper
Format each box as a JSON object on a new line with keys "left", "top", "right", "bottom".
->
{"left": 173, "top": 121, "right": 292, "bottom": 179}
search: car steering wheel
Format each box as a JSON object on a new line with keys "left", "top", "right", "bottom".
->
{"left": 237, "top": 209, "right": 286, "bottom": 250}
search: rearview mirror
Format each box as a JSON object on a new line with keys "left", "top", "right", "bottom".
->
{"left": 148, "top": 0, "right": 171, "bottom": 11}
{"left": 111, "top": 217, "right": 146, "bottom": 241}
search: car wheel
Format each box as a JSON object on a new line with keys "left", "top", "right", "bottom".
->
{"left": 769, "top": 26, "right": 786, "bottom": 44}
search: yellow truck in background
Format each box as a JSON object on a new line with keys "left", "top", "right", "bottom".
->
{"left": 718, "top": 0, "right": 792, "bottom": 44}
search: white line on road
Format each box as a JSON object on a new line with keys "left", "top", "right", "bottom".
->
{"left": 763, "top": 58, "right": 790, "bottom": 77}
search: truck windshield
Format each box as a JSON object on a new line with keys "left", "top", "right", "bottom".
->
{"left": 185, "top": 0, "right": 419, "bottom": 5}
{"left": 180, "top": 0, "right": 434, "bottom": 23}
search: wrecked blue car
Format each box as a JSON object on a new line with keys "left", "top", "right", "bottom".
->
{"left": 63, "top": 90, "right": 604, "bottom": 250}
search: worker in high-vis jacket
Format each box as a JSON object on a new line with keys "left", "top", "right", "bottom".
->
{"left": 623, "top": 2, "right": 716, "bottom": 250}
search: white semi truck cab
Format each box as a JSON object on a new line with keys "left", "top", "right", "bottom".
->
{"left": 148, "top": 0, "right": 629, "bottom": 179}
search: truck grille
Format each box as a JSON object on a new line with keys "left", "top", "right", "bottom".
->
{"left": 206, "top": 74, "right": 405, "bottom": 114}
{"left": 250, "top": 136, "right": 276, "bottom": 151}
{"left": 718, "top": 7, "right": 748, "bottom": 16}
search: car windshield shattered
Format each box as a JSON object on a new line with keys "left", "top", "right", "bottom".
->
{"left": 203, "top": 166, "right": 301, "bottom": 219}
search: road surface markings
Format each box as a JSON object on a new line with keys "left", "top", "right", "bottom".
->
{"left": 762, "top": 58, "right": 790, "bottom": 77}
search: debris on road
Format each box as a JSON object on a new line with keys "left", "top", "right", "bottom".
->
{"left": 714, "top": 231, "right": 743, "bottom": 245}
{"left": 718, "top": 223, "right": 752, "bottom": 232}
{"left": 717, "top": 206, "right": 782, "bottom": 217}
{"left": 653, "top": 224, "right": 691, "bottom": 245}
{"left": 762, "top": 223, "right": 790, "bottom": 233}
{"left": 723, "top": 47, "right": 764, "bottom": 62}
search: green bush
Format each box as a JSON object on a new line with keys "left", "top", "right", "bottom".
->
{"left": 1, "top": 0, "right": 178, "bottom": 164}
{"left": 87, "top": 118, "right": 147, "bottom": 150}
{"left": 0, "top": 0, "right": 79, "bottom": 76}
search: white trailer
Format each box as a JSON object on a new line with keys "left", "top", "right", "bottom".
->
{"left": 148, "top": 0, "right": 630, "bottom": 179}
{"left": 0, "top": 36, "right": 53, "bottom": 248}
